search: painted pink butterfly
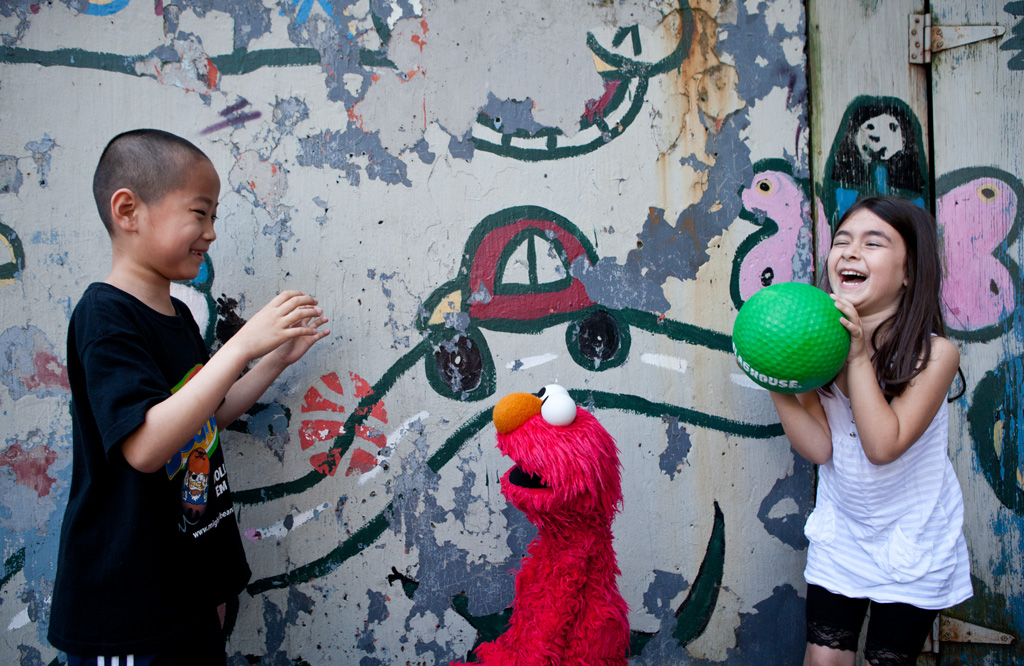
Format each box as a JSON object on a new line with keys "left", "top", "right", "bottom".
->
{"left": 936, "top": 168, "right": 1022, "bottom": 340}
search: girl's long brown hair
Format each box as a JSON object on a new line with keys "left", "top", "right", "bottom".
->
{"left": 823, "top": 196, "right": 951, "bottom": 400}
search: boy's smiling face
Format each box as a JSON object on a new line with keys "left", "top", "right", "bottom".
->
{"left": 134, "top": 157, "right": 221, "bottom": 284}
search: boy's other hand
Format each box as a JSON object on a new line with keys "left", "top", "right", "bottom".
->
{"left": 232, "top": 290, "right": 330, "bottom": 364}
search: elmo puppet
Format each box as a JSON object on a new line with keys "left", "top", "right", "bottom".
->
{"left": 453, "top": 385, "right": 629, "bottom": 665}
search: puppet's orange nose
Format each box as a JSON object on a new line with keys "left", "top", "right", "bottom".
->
{"left": 493, "top": 392, "right": 542, "bottom": 434}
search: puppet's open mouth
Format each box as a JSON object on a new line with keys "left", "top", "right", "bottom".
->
{"left": 508, "top": 465, "right": 548, "bottom": 489}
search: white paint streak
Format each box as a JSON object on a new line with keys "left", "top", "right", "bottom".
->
{"left": 244, "top": 502, "right": 331, "bottom": 542}
{"left": 507, "top": 353, "right": 558, "bottom": 371}
{"left": 640, "top": 353, "right": 689, "bottom": 374}
{"left": 358, "top": 410, "right": 431, "bottom": 485}
{"left": 730, "top": 373, "right": 766, "bottom": 390}
{"left": 7, "top": 608, "right": 29, "bottom": 631}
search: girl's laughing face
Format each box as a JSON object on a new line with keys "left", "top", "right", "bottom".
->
{"left": 828, "top": 209, "right": 908, "bottom": 318}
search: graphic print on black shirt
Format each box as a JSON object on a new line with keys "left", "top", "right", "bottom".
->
{"left": 166, "top": 364, "right": 224, "bottom": 533}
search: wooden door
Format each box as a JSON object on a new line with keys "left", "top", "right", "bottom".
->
{"left": 809, "top": 1, "right": 1023, "bottom": 662}
{"left": 930, "top": 1, "right": 1024, "bottom": 664}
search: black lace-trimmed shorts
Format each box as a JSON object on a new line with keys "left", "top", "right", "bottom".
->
{"left": 806, "top": 584, "right": 939, "bottom": 666}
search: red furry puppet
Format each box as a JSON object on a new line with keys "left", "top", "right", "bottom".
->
{"left": 453, "top": 384, "right": 629, "bottom": 666}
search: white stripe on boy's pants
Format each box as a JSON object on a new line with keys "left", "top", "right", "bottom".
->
{"left": 94, "top": 654, "right": 138, "bottom": 666}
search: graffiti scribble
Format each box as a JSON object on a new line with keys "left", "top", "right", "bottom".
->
{"left": 202, "top": 98, "right": 262, "bottom": 134}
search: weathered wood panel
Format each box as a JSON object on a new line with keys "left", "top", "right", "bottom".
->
{"left": 808, "top": 0, "right": 929, "bottom": 264}
{"left": 931, "top": 1, "right": 1024, "bottom": 663}
{"left": 811, "top": 1, "right": 1024, "bottom": 663}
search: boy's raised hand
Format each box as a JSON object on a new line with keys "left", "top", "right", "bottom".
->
{"left": 230, "top": 290, "right": 330, "bottom": 364}
{"left": 265, "top": 302, "right": 330, "bottom": 368}
{"left": 208, "top": 290, "right": 329, "bottom": 431}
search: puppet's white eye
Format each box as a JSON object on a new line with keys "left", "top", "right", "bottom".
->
{"left": 540, "top": 384, "right": 576, "bottom": 426}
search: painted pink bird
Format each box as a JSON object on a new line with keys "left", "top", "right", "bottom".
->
{"left": 734, "top": 165, "right": 813, "bottom": 307}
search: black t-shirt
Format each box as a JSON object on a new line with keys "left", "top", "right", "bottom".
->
{"left": 48, "top": 283, "right": 251, "bottom": 655}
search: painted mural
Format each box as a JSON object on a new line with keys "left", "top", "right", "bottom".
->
{"left": 0, "top": 0, "right": 1020, "bottom": 664}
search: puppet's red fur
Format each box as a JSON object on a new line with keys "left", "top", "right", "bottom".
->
{"left": 453, "top": 396, "right": 629, "bottom": 665}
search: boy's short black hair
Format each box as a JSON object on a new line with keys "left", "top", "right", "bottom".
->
{"left": 93, "top": 129, "right": 210, "bottom": 233}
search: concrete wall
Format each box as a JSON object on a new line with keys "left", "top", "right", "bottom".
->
{"left": 0, "top": 0, "right": 815, "bottom": 663}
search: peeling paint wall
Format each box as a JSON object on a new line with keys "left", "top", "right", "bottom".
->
{"left": 0, "top": 0, "right": 817, "bottom": 663}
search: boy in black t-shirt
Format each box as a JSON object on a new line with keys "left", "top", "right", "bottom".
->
{"left": 48, "top": 129, "right": 330, "bottom": 665}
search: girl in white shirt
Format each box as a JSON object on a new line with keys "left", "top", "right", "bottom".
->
{"left": 768, "top": 195, "right": 971, "bottom": 666}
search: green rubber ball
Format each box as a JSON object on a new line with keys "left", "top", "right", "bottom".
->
{"left": 732, "top": 282, "right": 850, "bottom": 394}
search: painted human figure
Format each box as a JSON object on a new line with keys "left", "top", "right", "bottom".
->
{"left": 825, "top": 97, "right": 928, "bottom": 225}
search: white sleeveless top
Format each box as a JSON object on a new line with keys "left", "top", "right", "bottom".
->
{"left": 803, "top": 387, "right": 973, "bottom": 609}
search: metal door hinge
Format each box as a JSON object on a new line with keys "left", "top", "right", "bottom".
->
{"left": 909, "top": 13, "right": 1006, "bottom": 64}
{"left": 921, "top": 616, "right": 1017, "bottom": 653}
